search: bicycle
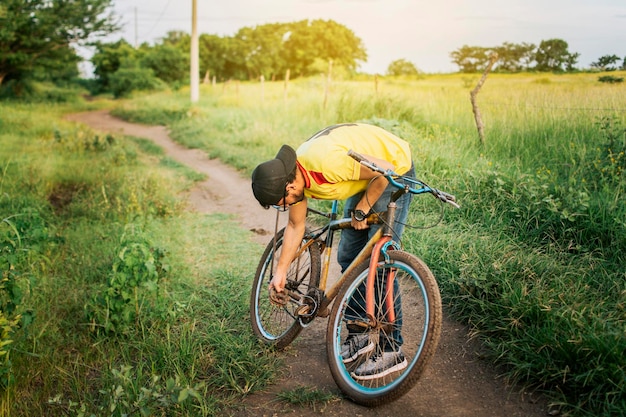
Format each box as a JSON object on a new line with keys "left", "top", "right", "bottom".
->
{"left": 249, "top": 150, "right": 460, "bottom": 406}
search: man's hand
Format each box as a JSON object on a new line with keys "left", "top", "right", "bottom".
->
{"left": 269, "top": 271, "right": 288, "bottom": 306}
{"left": 269, "top": 286, "right": 289, "bottom": 306}
{"left": 269, "top": 271, "right": 287, "bottom": 293}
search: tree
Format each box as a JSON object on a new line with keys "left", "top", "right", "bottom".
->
{"left": 91, "top": 39, "right": 139, "bottom": 92}
{"left": 493, "top": 42, "right": 536, "bottom": 72}
{"left": 283, "top": 19, "right": 367, "bottom": 77}
{"left": 0, "top": 0, "right": 118, "bottom": 87}
{"left": 142, "top": 44, "right": 188, "bottom": 86}
{"left": 234, "top": 23, "right": 290, "bottom": 80}
{"left": 386, "top": 59, "right": 419, "bottom": 76}
{"left": 198, "top": 34, "right": 229, "bottom": 81}
{"left": 534, "top": 38, "right": 577, "bottom": 72}
{"left": 450, "top": 45, "right": 490, "bottom": 73}
{"left": 591, "top": 54, "right": 622, "bottom": 71}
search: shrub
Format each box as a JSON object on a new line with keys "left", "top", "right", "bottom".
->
{"left": 0, "top": 209, "right": 47, "bottom": 387}
{"left": 87, "top": 224, "right": 169, "bottom": 335}
{"left": 109, "top": 67, "right": 168, "bottom": 98}
{"left": 598, "top": 75, "right": 624, "bottom": 84}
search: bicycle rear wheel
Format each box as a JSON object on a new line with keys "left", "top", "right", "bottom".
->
{"left": 250, "top": 227, "right": 321, "bottom": 349}
{"left": 326, "top": 250, "right": 442, "bottom": 406}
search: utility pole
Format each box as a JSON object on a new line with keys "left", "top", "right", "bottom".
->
{"left": 190, "top": 0, "right": 199, "bottom": 102}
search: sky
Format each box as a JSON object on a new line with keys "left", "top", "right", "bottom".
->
{"left": 107, "top": 0, "right": 626, "bottom": 74}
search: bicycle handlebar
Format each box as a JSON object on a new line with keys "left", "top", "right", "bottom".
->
{"left": 347, "top": 149, "right": 460, "bottom": 209}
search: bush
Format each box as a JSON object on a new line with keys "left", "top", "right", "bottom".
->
{"left": 0, "top": 79, "right": 86, "bottom": 102}
{"left": 86, "top": 224, "right": 169, "bottom": 335}
{"left": 109, "top": 66, "right": 168, "bottom": 98}
{"left": 0, "top": 208, "right": 49, "bottom": 387}
{"left": 598, "top": 75, "right": 624, "bottom": 84}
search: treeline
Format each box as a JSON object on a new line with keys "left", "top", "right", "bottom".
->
{"left": 1, "top": 0, "right": 625, "bottom": 100}
{"left": 450, "top": 39, "right": 626, "bottom": 73}
{"left": 91, "top": 19, "right": 367, "bottom": 97}
{"left": 0, "top": 0, "right": 367, "bottom": 99}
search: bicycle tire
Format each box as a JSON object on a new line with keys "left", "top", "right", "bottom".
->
{"left": 326, "top": 250, "right": 442, "bottom": 406}
{"left": 250, "top": 227, "right": 321, "bottom": 349}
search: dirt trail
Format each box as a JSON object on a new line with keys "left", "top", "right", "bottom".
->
{"left": 66, "top": 110, "right": 550, "bottom": 417}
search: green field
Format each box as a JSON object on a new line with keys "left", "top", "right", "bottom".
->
{"left": 1, "top": 72, "right": 625, "bottom": 416}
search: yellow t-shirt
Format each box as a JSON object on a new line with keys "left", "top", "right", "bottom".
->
{"left": 296, "top": 123, "right": 412, "bottom": 200}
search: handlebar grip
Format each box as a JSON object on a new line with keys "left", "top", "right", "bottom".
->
{"left": 347, "top": 149, "right": 365, "bottom": 162}
{"left": 347, "top": 149, "right": 386, "bottom": 174}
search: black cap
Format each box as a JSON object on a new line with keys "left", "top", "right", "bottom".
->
{"left": 251, "top": 144, "right": 297, "bottom": 207}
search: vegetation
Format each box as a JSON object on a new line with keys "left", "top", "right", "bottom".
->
{"left": 450, "top": 39, "right": 583, "bottom": 73}
{"left": 1, "top": 5, "right": 625, "bottom": 415}
{"left": 0, "top": 0, "right": 118, "bottom": 89}
{"left": 598, "top": 75, "right": 624, "bottom": 84}
{"left": 386, "top": 59, "right": 420, "bottom": 76}
{"left": 89, "top": 19, "right": 366, "bottom": 96}
{"left": 108, "top": 72, "right": 625, "bottom": 416}
{"left": 591, "top": 54, "right": 626, "bottom": 72}
{"left": 276, "top": 386, "right": 338, "bottom": 411}
{"left": 0, "top": 101, "right": 276, "bottom": 415}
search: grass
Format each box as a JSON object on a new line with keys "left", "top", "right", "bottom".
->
{"left": 276, "top": 385, "right": 338, "bottom": 411}
{"left": 112, "top": 72, "right": 625, "bottom": 417}
{"left": 1, "top": 71, "right": 624, "bottom": 416}
{"left": 0, "top": 101, "right": 278, "bottom": 416}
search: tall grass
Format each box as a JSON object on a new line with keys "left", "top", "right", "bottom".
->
{"left": 0, "top": 102, "right": 279, "bottom": 416}
{"left": 114, "top": 72, "right": 626, "bottom": 416}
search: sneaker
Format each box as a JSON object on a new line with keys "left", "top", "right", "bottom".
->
{"left": 340, "top": 333, "right": 375, "bottom": 363}
{"left": 352, "top": 349, "right": 408, "bottom": 380}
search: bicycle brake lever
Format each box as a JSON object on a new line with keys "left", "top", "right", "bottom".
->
{"left": 434, "top": 189, "right": 461, "bottom": 209}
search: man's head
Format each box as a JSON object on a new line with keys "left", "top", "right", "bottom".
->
{"left": 251, "top": 144, "right": 297, "bottom": 208}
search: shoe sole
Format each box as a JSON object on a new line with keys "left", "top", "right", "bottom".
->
{"left": 342, "top": 341, "right": 375, "bottom": 364}
{"left": 351, "top": 358, "right": 408, "bottom": 380}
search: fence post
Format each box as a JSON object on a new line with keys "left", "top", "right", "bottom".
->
{"left": 284, "top": 69, "right": 290, "bottom": 105}
{"left": 323, "top": 59, "right": 333, "bottom": 109}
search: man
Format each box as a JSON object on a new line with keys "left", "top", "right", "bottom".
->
{"left": 251, "top": 123, "right": 415, "bottom": 379}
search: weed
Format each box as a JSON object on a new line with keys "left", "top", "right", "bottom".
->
{"left": 48, "top": 365, "right": 205, "bottom": 416}
{"left": 276, "top": 385, "right": 337, "bottom": 411}
{"left": 86, "top": 224, "right": 168, "bottom": 335}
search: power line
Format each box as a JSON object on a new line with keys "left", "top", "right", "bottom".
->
{"left": 138, "top": 0, "right": 173, "bottom": 39}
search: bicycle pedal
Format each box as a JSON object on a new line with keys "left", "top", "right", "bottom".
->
{"left": 269, "top": 287, "right": 289, "bottom": 306}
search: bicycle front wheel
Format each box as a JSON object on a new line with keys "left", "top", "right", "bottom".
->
{"left": 326, "top": 250, "right": 442, "bottom": 406}
{"left": 250, "top": 227, "right": 321, "bottom": 349}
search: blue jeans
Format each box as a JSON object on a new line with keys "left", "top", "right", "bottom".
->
{"left": 337, "top": 165, "right": 415, "bottom": 351}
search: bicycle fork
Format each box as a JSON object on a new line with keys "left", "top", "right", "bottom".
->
{"left": 365, "top": 201, "right": 400, "bottom": 328}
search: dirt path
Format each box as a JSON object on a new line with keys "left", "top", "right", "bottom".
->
{"left": 66, "top": 110, "right": 550, "bottom": 417}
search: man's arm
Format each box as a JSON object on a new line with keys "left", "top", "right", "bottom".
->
{"left": 352, "top": 154, "right": 394, "bottom": 230}
{"left": 269, "top": 198, "right": 308, "bottom": 293}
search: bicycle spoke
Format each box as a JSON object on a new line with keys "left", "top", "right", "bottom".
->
{"left": 250, "top": 228, "right": 321, "bottom": 349}
{"left": 327, "top": 251, "right": 441, "bottom": 406}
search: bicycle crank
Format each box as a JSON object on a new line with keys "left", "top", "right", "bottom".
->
{"left": 297, "top": 288, "right": 324, "bottom": 327}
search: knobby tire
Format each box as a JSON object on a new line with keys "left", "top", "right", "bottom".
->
{"left": 326, "top": 250, "right": 442, "bottom": 406}
{"left": 250, "top": 227, "right": 321, "bottom": 349}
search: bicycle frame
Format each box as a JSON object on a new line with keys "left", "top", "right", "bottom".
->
{"left": 290, "top": 193, "right": 404, "bottom": 326}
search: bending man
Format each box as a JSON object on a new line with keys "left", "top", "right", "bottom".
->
{"left": 251, "top": 123, "right": 415, "bottom": 379}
